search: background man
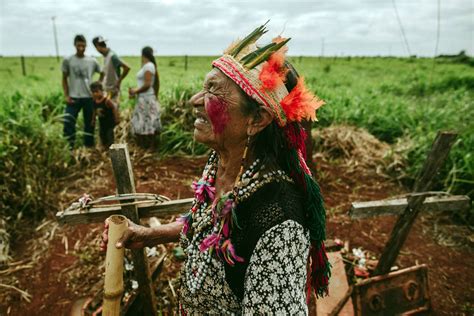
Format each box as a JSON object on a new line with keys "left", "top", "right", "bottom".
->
{"left": 62, "top": 34, "right": 103, "bottom": 148}
{"left": 92, "top": 36, "right": 130, "bottom": 104}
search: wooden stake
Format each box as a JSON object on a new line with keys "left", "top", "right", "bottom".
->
{"left": 109, "top": 144, "right": 157, "bottom": 316}
{"left": 373, "top": 131, "right": 457, "bottom": 276}
{"left": 0, "top": 217, "right": 10, "bottom": 265}
{"left": 21, "top": 56, "right": 26, "bottom": 76}
{"left": 103, "top": 215, "right": 128, "bottom": 316}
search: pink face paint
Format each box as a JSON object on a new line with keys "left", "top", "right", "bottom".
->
{"left": 206, "top": 95, "right": 230, "bottom": 134}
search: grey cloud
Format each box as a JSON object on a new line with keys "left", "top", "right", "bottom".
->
{"left": 0, "top": 0, "right": 472, "bottom": 56}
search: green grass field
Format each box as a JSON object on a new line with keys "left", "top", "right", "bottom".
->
{"left": 1, "top": 55, "right": 473, "bottom": 219}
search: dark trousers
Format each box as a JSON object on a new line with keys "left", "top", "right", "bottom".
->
{"left": 63, "top": 98, "right": 95, "bottom": 148}
{"left": 99, "top": 123, "right": 115, "bottom": 149}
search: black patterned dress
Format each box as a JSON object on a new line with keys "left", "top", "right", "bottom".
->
{"left": 179, "top": 174, "right": 311, "bottom": 315}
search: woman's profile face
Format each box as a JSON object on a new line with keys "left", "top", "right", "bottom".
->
{"left": 190, "top": 68, "right": 250, "bottom": 152}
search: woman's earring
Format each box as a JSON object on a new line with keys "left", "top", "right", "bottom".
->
{"left": 235, "top": 136, "right": 251, "bottom": 184}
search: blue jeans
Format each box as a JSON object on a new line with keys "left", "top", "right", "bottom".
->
{"left": 63, "top": 98, "right": 95, "bottom": 148}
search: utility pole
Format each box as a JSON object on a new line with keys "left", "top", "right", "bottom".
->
{"left": 434, "top": 0, "right": 441, "bottom": 57}
{"left": 321, "top": 38, "right": 325, "bottom": 57}
{"left": 52, "top": 16, "right": 60, "bottom": 62}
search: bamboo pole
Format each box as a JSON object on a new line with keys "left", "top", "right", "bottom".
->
{"left": 103, "top": 215, "right": 128, "bottom": 316}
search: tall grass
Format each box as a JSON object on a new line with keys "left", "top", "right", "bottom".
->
{"left": 158, "top": 81, "right": 208, "bottom": 156}
{"left": 0, "top": 92, "right": 71, "bottom": 221}
{"left": 0, "top": 56, "right": 472, "bottom": 222}
{"left": 307, "top": 58, "right": 474, "bottom": 195}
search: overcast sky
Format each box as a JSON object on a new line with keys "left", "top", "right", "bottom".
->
{"left": 0, "top": 0, "right": 472, "bottom": 57}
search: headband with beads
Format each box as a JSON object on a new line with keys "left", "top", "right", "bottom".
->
{"left": 212, "top": 21, "right": 325, "bottom": 128}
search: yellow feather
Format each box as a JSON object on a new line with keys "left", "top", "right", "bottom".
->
{"left": 224, "top": 39, "right": 241, "bottom": 55}
{"left": 236, "top": 43, "right": 257, "bottom": 60}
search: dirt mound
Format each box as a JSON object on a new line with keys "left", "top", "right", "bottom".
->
{"left": 313, "top": 125, "right": 405, "bottom": 178}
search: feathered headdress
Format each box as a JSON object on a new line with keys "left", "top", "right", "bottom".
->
{"left": 212, "top": 21, "right": 325, "bottom": 127}
{"left": 212, "top": 22, "right": 330, "bottom": 298}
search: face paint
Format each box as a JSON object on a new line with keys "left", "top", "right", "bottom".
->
{"left": 206, "top": 95, "right": 230, "bottom": 134}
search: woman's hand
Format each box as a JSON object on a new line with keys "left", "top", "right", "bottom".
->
{"left": 100, "top": 218, "right": 152, "bottom": 251}
{"left": 128, "top": 87, "right": 137, "bottom": 98}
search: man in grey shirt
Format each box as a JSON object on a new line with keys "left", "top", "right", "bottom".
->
{"left": 92, "top": 36, "right": 130, "bottom": 104}
{"left": 62, "top": 34, "right": 103, "bottom": 148}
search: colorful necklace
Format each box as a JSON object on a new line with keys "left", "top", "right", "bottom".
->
{"left": 179, "top": 151, "right": 291, "bottom": 293}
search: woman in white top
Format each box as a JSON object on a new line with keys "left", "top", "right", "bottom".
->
{"left": 129, "top": 46, "right": 162, "bottom": 149}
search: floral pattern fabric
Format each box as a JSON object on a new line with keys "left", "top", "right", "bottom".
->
{"left": 180, "top": 220, "right": 310, "bottom": 315}
{"left": 131, "top": 94, "right": 162, "bottom": 135}
{"left": 242, "top": 220, "right": 310, "bottom": 315}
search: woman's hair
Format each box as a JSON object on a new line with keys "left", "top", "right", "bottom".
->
{"left": 141, "top": 46, "right": 159, "bottom": 97}
{"left": 240, "top": 62, "right": 329, "bottom": 295}
{"left": 241, "top": 62, "right": 300, "bottom": 172}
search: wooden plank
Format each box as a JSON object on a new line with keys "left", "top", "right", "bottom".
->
{"left": 109, "top": 144, "right": 157, "bottom": 316}
{"left": 373, "top": 131, "right": 457, "bottom": 276}
{"left": 317, "top": 251, "right": 354, "bottom": 316}
{"left": 0, "top": 217, "right": 10, "bottom": 265}
{"left": 56, "top": 198, "right": 194, "bottom": 225}
{"left": 350, "top": 195, "right": 470, "bottom": 219}
{"left": 329, "top": 286, "right": 353, "bottom": 316}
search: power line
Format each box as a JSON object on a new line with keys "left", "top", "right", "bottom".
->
{"left": 434, "top": 0, "right": 441, "bottom": 57}
{"left": 392, "top": 0, "right": 412, "bottom": 56}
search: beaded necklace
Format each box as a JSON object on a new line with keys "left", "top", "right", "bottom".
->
{"left": 179, "top": 151, "right": 291, "bottom": 293}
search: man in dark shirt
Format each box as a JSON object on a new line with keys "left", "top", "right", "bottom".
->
{"left": 90, "top": 81, "right": 120, "bottom": 149}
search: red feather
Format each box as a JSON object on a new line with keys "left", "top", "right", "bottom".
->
{"left": 259, "top": 51, "right": 287, "bottom": 91}
{"left": 280, "top": 77, "right": 325, "bottom": 123}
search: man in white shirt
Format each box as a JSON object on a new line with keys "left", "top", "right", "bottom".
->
{"left": 93, "top": 36, "right": 130, "bottom": 104}
{"left": 62, "top": 34, "right": 103, "bottom": 148}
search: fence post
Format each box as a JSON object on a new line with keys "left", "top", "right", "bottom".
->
{"left": 21, "top": 56, "right": 26, "bottom": 76}
{"left": 184, "top": 55, "right": 188, "bottom": 71}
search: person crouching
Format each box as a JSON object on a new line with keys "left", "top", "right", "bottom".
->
{"left": 90, "top": 81, "right": 120, "bottom": 149}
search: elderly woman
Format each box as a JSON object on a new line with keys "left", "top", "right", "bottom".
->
{"left": 102, "top": 23, "right": 330, "bottom": 314}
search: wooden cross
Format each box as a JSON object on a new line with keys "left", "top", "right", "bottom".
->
{"left": 56, "top": 144, "right": 193, "bottom": 315}
{"left": 371, "top": 131, "right": 458, "bottom": 276}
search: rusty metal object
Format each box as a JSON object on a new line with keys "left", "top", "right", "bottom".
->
{"left": 352, "top": 265, "right": 430, "bottom": 315}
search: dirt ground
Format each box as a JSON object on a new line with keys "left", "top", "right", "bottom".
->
{"left": 1, "top": 147, "right": 472, "bottom": 315}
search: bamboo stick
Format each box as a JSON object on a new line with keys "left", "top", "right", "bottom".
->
{"left": 103, "top": 215, "right": 128, "bottom": 316}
